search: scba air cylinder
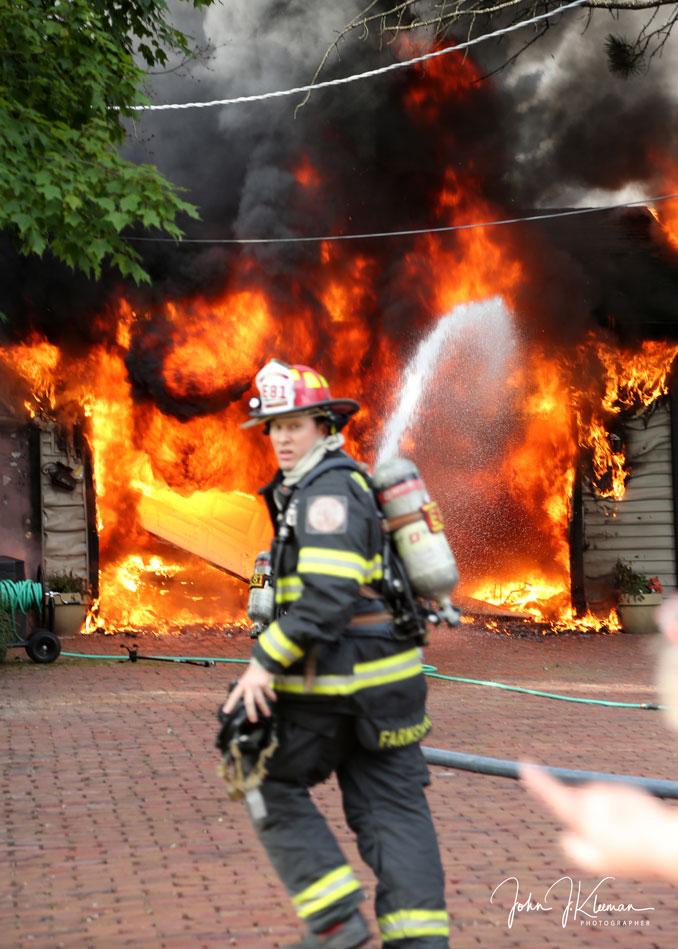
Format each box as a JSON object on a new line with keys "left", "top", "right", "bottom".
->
{"left": 372, "top": 458, "right": 459, "bottom": 620}
{"left": 247, "top": 550, "right": 275, "bottom": 632}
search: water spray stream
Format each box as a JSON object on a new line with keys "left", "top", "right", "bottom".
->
{"left": 377, "top": 296, "right": 514, "bottom": 463}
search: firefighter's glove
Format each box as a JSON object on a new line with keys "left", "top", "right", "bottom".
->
{"left": 215, "top": 685, "right": 278, "bottom": 802}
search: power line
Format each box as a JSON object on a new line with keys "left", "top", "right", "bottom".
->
{"left": 125, "top": 191, "right": 678, "bottom": 245}
{"left": 129, "top": 0, "right": 588, "bottom": 112}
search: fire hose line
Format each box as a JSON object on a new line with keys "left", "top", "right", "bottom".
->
{"left": 420, "top": 748, "right": 678, "bottom": 800}
{"left": 52, "top": 651, "right": 678, "bottom": 798}
{"left": 58, "top": 651, "right": 252, "bottom": 667}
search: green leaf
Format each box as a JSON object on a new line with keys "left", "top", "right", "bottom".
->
{"left": 97, "top": 197, "right": 117, "bottom": 214}
{"left": 106, "top": 211, "right": 130, "bottom": 231}
{"left": 25, "top": 230, "right": 47, "bottom": 256}
{"left": 11, "top": 212, "right": 32, "bottom": 232}
{"left": 40, "top": 185, "right": 61, "bottom": 201}
{"left": 64, "top": 211, "right": 84, "bottom": 227}
{"left": 120, "top": 193, "right": 141, "bottom": 212}
{"left": 140, "top": 208, "right": 161, "bottom": 228}
{"left": 89, "top": 238, "right": 109, "bottom": 261}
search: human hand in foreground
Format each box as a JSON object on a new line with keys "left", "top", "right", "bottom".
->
{"left": 520, "top": 763, "right": 678, "bottom": 884}
{"left": 222, "top": 657, "right": 276, "bottom": 723}
{"left": 657, "top": 593, "right": 678, "bottom": 645}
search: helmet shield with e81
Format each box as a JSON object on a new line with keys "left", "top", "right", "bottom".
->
{"left": 241, "top": 359, "right": 359, "bottom": 430}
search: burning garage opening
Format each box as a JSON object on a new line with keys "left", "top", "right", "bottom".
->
{"left": 1, "top": 1, "right": 678, "bottom": 641}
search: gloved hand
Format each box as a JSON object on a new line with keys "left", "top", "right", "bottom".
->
{"left": 215, "top": 683, "right": 278, "bottom": 801}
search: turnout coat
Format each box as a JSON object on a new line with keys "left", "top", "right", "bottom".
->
{"left": 251, "top": 449, "right": 431, "bottom": 751}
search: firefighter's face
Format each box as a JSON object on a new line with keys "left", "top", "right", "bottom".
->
{"left": 269, "top": 415, "right": 327, "bottom": 471}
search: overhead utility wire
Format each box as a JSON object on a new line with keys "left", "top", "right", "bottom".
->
{"left": 131, "top": 0, "right": 588, "bottom": 111}
{"left": 126, "top": 191, "right": 678, "bottom": 244}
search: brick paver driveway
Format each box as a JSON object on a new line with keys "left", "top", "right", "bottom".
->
{"left": 2, "top": 624, "right": 677, "bottom": 947}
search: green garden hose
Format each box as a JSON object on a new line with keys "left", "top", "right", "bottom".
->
{"left": 0, "top": 579, "right": 43, "bottom": 630}
{"left": 56, "top": 653, "right": 662, "bottom": 711}
{"left": 424, "top": 669, "right": 661, "bottom": 710}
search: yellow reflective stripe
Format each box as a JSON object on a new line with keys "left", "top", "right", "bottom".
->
{"left": 379, "top": 909, "right": 449, "bottom": 940}
{"left": 258, "top": 620, "right": 304, "bottom": 667}
{"left": 303, "top": 370, "right": 322, "bottom": 388}
{"left": 298, "top": 547, "right": 365, "bottom": 583}
{"left": 275, "top": 590, "right": 302, "bottom": 603}
{"left": 292, "top": 864, "right": 362, "bottom": 918}
{"left": 353, "top": 649, "right": 415, "bottom": 674}
{"left": 274, "top": 649, "right": 422, "bottom": 696}
{"left": 298, "top": 548, "right": 383, "bottom": 584}
{"left": 364, "top": 554, "right": 383, "bottom": 582}
{"left": 275, "top": 575, "right": 303, "bottom": 604}
{"left": 350, "top": 471, "right": 370, "bottom": 493}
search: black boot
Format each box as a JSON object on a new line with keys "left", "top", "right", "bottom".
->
{"left": 287, "top": 910, "right": 371, "bottom": 948}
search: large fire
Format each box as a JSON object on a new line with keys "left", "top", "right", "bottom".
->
{"left": 1, "top": 49, "right": 677, "bottom": 637}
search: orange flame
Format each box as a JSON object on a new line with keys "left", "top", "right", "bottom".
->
{"left": 4, "top": 335, "right": 59, "bottom": 416}
{"left": 599, "top": 339, "right": 678, "bottom": 413}
{"left": 294, "top": 155, "right": 323, "bottom": 189}
{"left": 573, "top": 338, "right": 678, "bottom": 501}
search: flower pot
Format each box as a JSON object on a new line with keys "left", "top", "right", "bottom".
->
{"left": 617, "top": 593, "right": 663, "bottom": 634}
{"left": 51, "top": 594, "right": 90, "bottom": 637}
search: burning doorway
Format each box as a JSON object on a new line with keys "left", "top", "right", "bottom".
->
{"left": 2, "top": 239, "right": 678, "bottom": 638}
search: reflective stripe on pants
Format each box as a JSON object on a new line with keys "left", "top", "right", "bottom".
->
{"left": 379, "top": 909, "right": 450, "bottom": 941}
{"left": 292, "top": 864, "right": 363, "bottom": 919}
{"left": 249, "top": 713, "right": 448, "bottom": 944}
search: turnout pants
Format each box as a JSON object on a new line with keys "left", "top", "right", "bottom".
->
{"left": 249, "top": 710, "right": 449, "bottom": 947}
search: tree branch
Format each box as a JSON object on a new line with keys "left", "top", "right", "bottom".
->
{"left": 301, "top": 0, "right": 678, "bottom": 99}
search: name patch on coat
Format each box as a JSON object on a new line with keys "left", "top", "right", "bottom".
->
{"left": 306, "top": 495, "right": 348, "bottom": 534}
{"left": 378, "top": 713, "right": 431, "bottom": 748}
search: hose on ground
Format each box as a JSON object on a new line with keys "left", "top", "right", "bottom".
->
{"left": 421, "top": 747, "right": 678, "bottom": 799}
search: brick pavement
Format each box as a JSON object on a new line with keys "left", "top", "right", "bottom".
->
{"left": 2, "top": 624, "right": 678, "bottom": 948}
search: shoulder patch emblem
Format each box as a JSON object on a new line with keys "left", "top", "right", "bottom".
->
{"left": 306, "top": 495, "right": 348, "bottom": 534}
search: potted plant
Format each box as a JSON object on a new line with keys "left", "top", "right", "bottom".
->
{"left": 613, "top": 560, "right": 663, "bottom": 634}
{"left": 46, "top": 570, "right": 90, "bottom": 636}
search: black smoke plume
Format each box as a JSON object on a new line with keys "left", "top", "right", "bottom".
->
{"left": 1, "top": 0, "right": 678, "bottom": 358}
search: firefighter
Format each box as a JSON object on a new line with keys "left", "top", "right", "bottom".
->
{"left": 222, "top": 359, "right": 449, "bottom": 948}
